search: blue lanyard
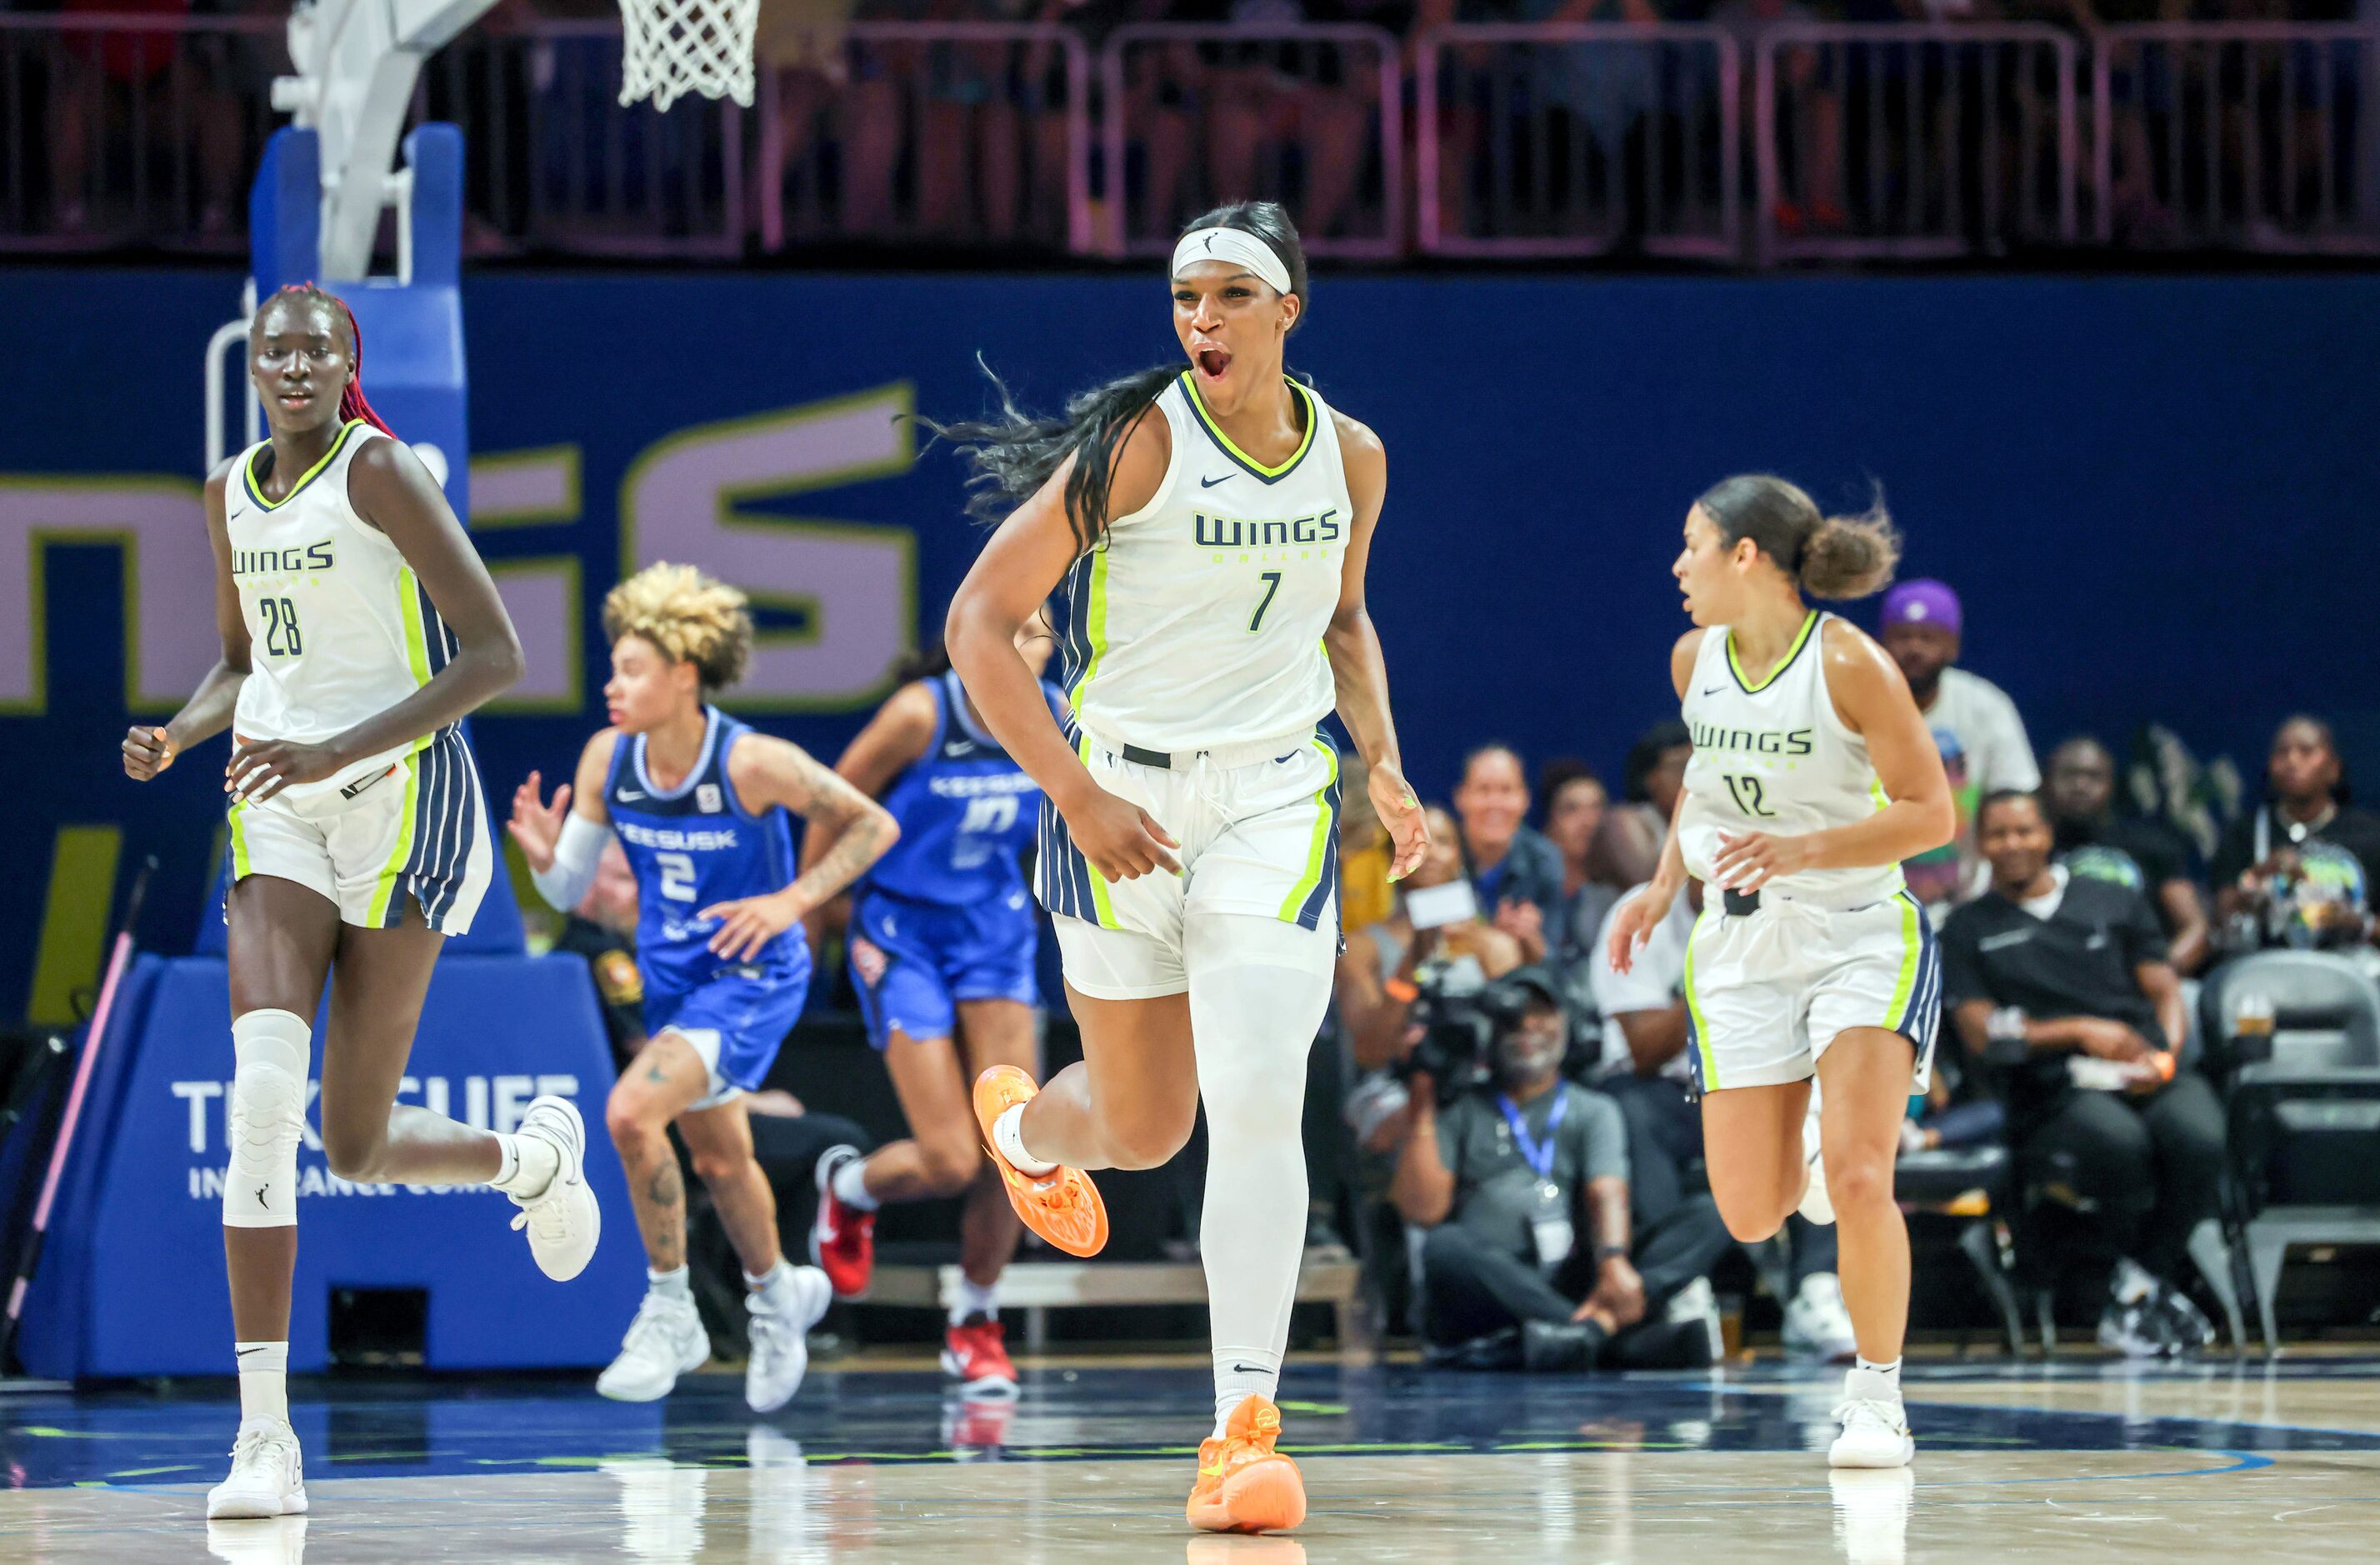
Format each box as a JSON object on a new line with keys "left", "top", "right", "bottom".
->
{"left": 1498, "top": 1090, "right": 1568, "bottom": 1183}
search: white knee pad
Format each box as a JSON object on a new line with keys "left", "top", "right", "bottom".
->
{"left": 224, "top": 1008, "right": 311, "bottom": 1229}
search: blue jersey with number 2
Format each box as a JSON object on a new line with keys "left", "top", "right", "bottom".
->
{"left": 606, "top": 706, "right": 806, "bottom": 1000}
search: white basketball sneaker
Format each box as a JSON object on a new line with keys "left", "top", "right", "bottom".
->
{"left": 1829, "top": 1388, "right": 1915, "bottom": 1468}
{"left": 598, "top": 1291, "right": 712, "bottom": 1402}
{"left": 508, "top": 1095, "right": 602, "bottom": 1282}
{"left": 1783, "top": 1272, "right": 1859, "bottom": 1362}
{"left": 745, "top": 1265, "right": 832, "bottom": 1414}
{"left": 1797, "top": 1092, "right": 1834, "bottom": 1226}
{"left": 206, "top": 1418, "right": 307, "bottom": 1519}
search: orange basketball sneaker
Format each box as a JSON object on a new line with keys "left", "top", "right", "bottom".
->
{"left": 1188, "top": 1394, "right": 1306, "bottom": 1534}
{"left": 972, "top": 1066, "right": 1108, "bottom": 1258}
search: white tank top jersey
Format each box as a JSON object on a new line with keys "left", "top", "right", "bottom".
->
{"left": 225, "top": 421, "right": 461, "bottom": 808}
{"left": 1050, "top": 372, "right": 1351, "bottom": 754}
{"left": 1676, "top": 610, "right": 1904, "bottom": 909}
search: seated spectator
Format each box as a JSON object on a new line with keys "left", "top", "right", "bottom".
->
{"left": 2211, "top": 715, "right": 2380, "bottom": 954}
{"left": 1878, "top": 579, "right": 2040, "bottom": 914}
{"left": 1587, "top": 881, "right": 1858, "bottom": 1362}
{"left": 1453, "top": 743, "right": 1565, "bottom": 964}
{"left": 1595, "top": 722, "right": 1690, "bottom": 890}
{"left": 2044, "top": 736, "right": 2212, "bottom": 975}
{"left": 1388, "top": 968, "right": 1728, "bottom": 1372}
{"left": 1338, "top": 805, "right": 1523, "bottom": 1074}
{"left": 1943, "top": 790, "right": 2226, "bottom": 1357}
{"left": 1537, "top": 762, "right": 1622, "bottom": 1022}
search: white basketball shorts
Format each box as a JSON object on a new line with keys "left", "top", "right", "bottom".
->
{"left": 1037, "top": 721, "right": 1341, "bottom": 998}
{"left": 1681, "top": 887, "right": 1940, "bottom": 1094}
{"left": 228, "top": 726, "right": 492, "bottom": 934}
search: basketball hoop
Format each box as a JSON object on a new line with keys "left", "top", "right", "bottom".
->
{"left": 618, "top": 0, "right": 760, "bottom": 111}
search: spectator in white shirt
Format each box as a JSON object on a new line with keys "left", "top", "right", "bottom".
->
{"left": 1588, "top": 883, "right": 1856, "bottom": 1362}
{"left": 1878, "top": 578, "right": 2040, "bottom": 913}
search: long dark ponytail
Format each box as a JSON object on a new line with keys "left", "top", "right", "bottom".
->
{"left": 924, "top": 202, "right": 1310, "bottom": 556}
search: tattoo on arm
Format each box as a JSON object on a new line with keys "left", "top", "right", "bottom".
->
{"left": 767, "top": 743, "right": 895, "bottom": 906}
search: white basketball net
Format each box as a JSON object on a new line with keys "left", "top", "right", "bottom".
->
{"left": 617, "top": 0, "right": 759, "bottom": 111}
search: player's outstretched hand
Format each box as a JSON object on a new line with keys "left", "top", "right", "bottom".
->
{"left": 1066, "top": 786, "right": 1182, "bottom": 882}
{"left": 702, "top": 890, "right": 802, "bottom": 962}
{"left": 1370, "top": 760, "right": 1429, "bottom": 882}
{"left": 508, "top": 770, "right": 572, "bottom": 872}
{"left": 122, "top": 725, "right": 177, "bottom": 782}
{"left": 1603, "top": 884, "right": 1674, "bottom": 976}
{"left": 226, "top": 736, "right": 342, "bottom": 805}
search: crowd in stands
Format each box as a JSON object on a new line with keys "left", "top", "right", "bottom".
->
{"left": 8, "top": 0, "right": 2370, "bottom": 251}
{"left": 1324, "top": 576, "right": 2380, "bottom": 1368}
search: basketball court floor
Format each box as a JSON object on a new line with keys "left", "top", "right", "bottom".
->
{"left": 6, "top": 1352, "right": 2380, "bottom": 1562}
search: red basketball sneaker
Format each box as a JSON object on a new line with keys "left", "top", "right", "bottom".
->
{"left": 809, "top": 1145, "right": 875, "bottom": 1298}
{"left": 942, "top": 1314, "right": 1019, "bottom": 1400}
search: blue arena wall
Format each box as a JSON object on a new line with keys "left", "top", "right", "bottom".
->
{"left": 4, "top": 268, "right": 2378, "bottom": 1017}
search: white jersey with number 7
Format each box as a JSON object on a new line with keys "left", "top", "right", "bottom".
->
{"left": 1049, "top": 372, "right": 1351, "bottom": 754}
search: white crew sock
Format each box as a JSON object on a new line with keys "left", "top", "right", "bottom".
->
{"left": 492, "top": 1132, "right": 558, "bottom": 1200}
{"left": 992, "top": 1102, "right": 1056, "bottom": 1177}
{"left": 746, "top": 1260, "right": 795, "bottom": 1302}
{"left": 1183, "top": 910, "right": 1335, "bottom": 1443}
{"left": 950, "top": 1278, "right": 998, "bottom": 1326}
{"left": 1848, "top": 1357, "right": 1902, "bottom": 1404}
{"left": 1212, "top": 1349, "right": 1282, "bottom": 1438}
{"left": 649, "top": 1266, "right": 692, "bottom": 1303}
{"left": 235, "top": 1341, "right": 288, "bottom": 1424}
{"left": 831, "top": 1155, "right": 880, "bottom": 1212}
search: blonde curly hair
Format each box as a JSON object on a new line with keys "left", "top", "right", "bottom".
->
{"left": 602, "top": 562, "right": 753, "bottom": 691}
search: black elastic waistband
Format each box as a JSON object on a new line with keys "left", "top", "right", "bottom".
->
{"left": 1722, "top": 888, "right": 1762, "bottom": 917}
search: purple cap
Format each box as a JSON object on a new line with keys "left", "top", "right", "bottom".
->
{"left": 1879, "top": 578, "right": 1961, "bottom": 635}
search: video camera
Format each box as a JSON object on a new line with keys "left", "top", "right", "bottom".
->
{"left": 1395, "top": 966, "right": 1568, "bottom": 1105}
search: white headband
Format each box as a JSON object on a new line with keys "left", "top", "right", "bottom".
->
{"left": 1172, "top": 227, "right": 1292, "bottom": 297}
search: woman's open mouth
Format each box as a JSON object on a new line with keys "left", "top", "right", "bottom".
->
{"left": 1192, "top": 343, "right": 1231, "bottom": 382}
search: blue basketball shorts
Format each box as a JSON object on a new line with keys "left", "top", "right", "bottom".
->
{"left": 848, "top": 888, "right": 1039, "bottom": 1051}
{"left": 644, "top": 958, "right": 810, "bottom": 1108}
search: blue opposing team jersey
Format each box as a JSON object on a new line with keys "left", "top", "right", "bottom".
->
{"left": 607, "top": 706, "right": 808, "bottom": 1000}
{"left": 860, "top": 672, "right": 1060, "bottom": 909}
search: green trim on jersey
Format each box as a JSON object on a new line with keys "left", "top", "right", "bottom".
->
{"left": 242, "top": 419, "right": 365, "bottom": 512}
{"left": 1682, "top": 904, "right": 1718, "bottom": 1089}
{"left": 1180, "top": 374, "right": 1318, "bottom": 484}
{"left": 366, "top": 752, "right": 422, "bottom": 927}
{"left": 228, "top": 802, "right": 252, "bottom": 880}
{"left": 1068, "top": 548, "right": 1111, "bottom": 712}
{"left": 1879, "top": 892, "right": 1923, "bottom": 1028}
{"left": 1072, "top": 728, "right": 1122, "bottom": 930}
{"left": 1725, "top": 609, "right": 1820, "bottom": 695}
{"left": 1276, "top": 738, "right": 1341, "bottom": 923}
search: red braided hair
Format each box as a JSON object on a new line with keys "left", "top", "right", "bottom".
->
{"left": 269, "top": 282, "right": 398, "bottom": 439}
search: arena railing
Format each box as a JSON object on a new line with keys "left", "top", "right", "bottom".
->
{"left": 423, "top": 21, "right": 746, "bottom": 262}
{"left": 2091, "top": 24, "right": 2380, "bottom": 254}
{"left": 1413, "top": 23, "right": 1741, "bottom": 260}
{"left": 757, "top": 22, "right": 1092, "bottom": 257}
{"left": 0, "top": 13, "right": 289, "bottom": 256}
{"left": 1750, "top": 22, "right": 2082, "bottom": 263}
{"left": 8, "top": 17, "right": 2376, "bottom": 265}
{"left": 1098, "top": 23, "right": 1403, "bottom": 261}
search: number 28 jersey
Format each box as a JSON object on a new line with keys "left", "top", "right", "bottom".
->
{"left": 606, "top": 706, "right": 807, "bottom": 999}
{"left": 1677, "top": 611, "right": 1904, "bottom": 910}
{"left": 1048, "top": 372, "right": 1352, "bottom": 754}
{"left": 226, "top": 420, "right": 462, "bottom": 808}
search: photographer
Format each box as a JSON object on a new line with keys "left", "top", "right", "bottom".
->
{"left": 1390, "top": 969, "right": 1727, "bottom": 1372}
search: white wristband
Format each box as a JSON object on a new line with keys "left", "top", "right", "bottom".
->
{"left": 530, "top": 812, "right": 609, "bottom": 912}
